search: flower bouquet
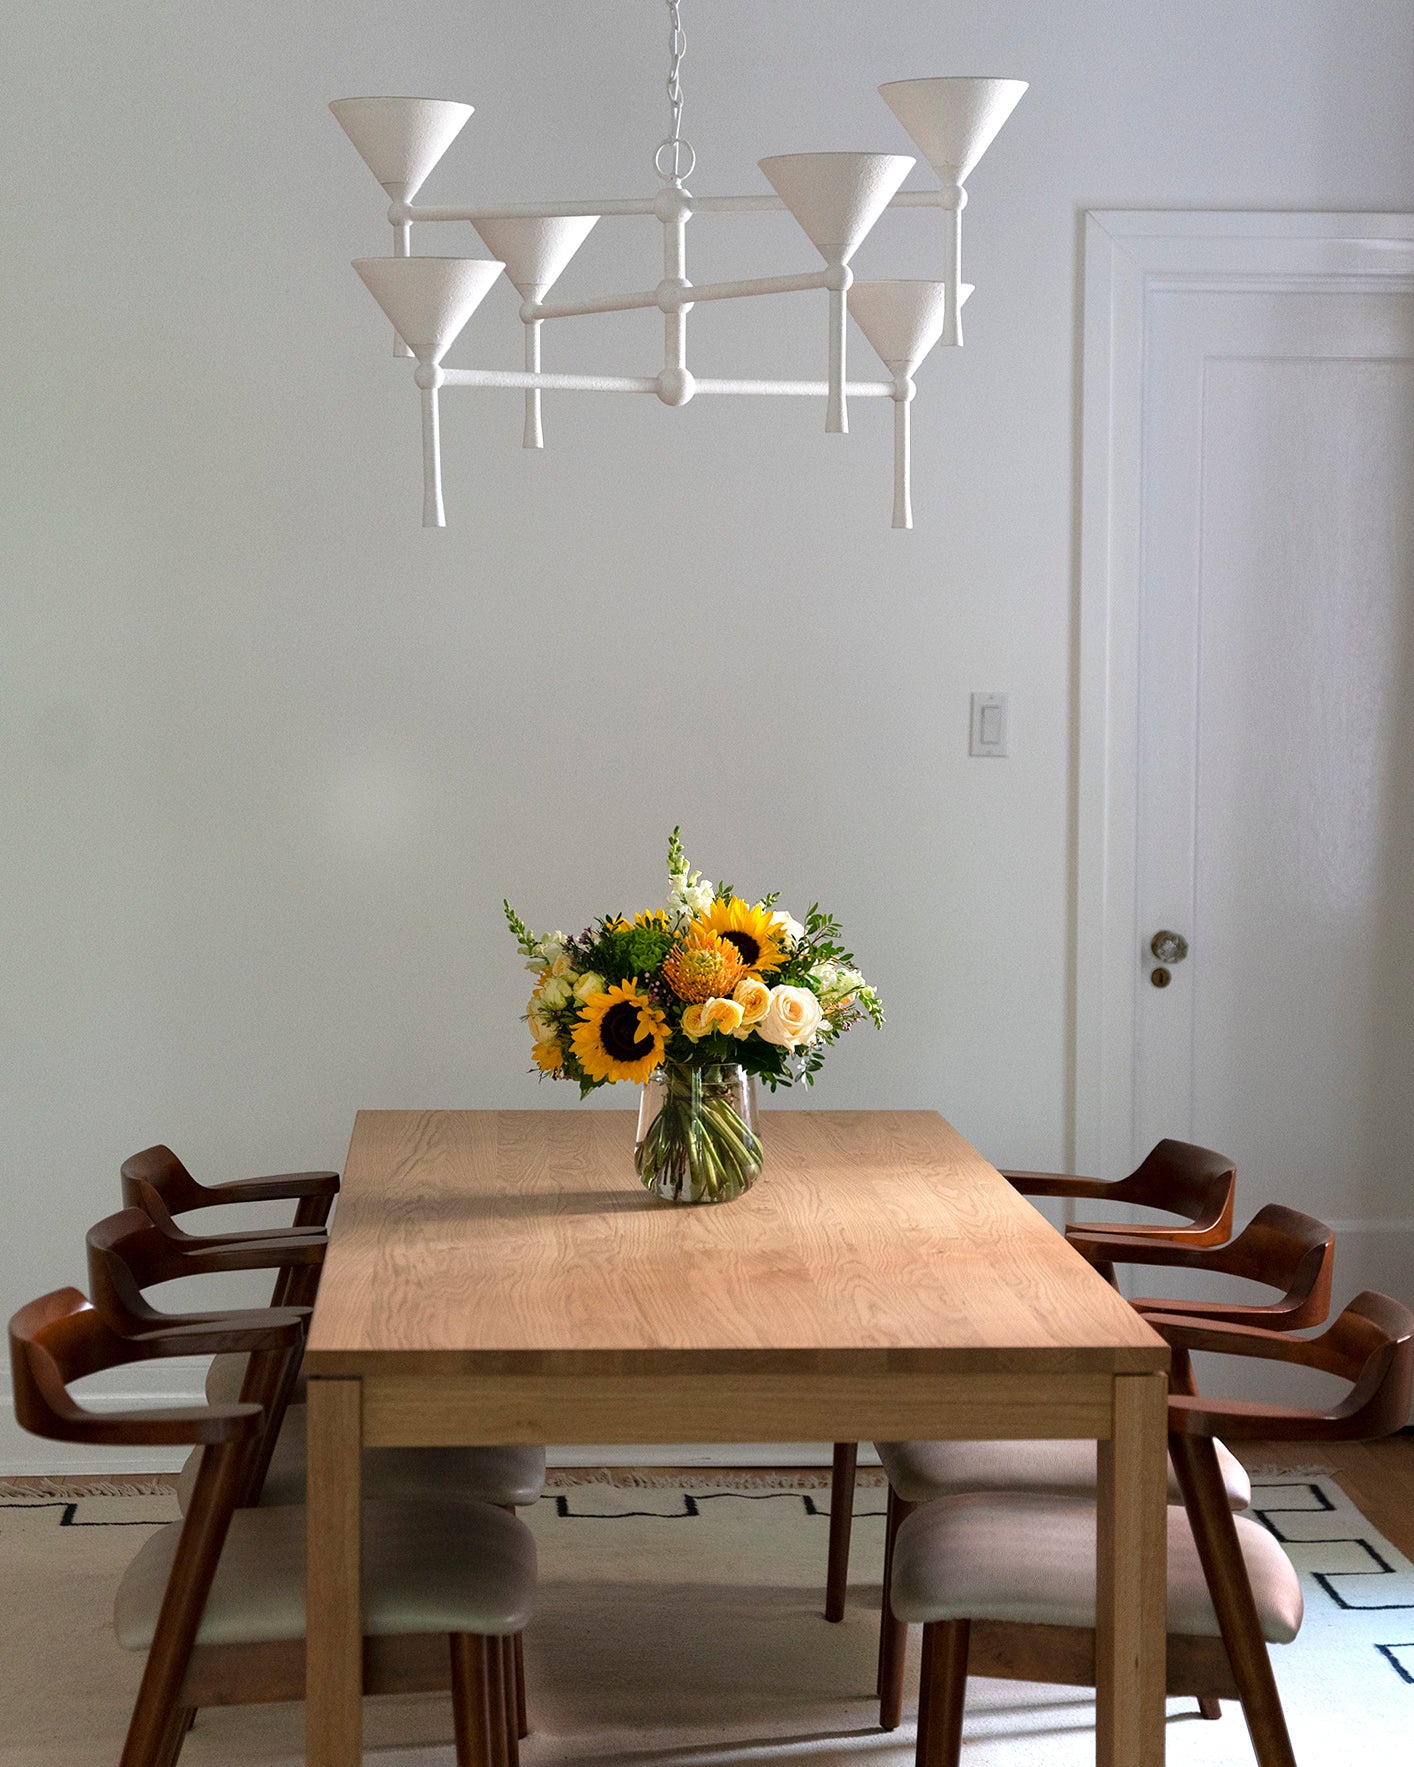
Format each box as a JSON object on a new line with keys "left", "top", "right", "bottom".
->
{"left": 504, "top": 830, "right": 883, "bottom": 1203}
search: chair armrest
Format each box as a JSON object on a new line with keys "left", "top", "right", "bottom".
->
{"left": 201, "top": 1171, "right": 339, "bottom": 1205}
{"left": 170, "top": 1235, "right": 326, "bottom": 1275}
{"left": 1000, "top": 1170, "right": 1115, "bottom": 1200}
{"left": 112, "top": 1308, "right": 310, "bottom": 1357}
{"left": 36, "top": 1396, "right": 264, "bottom": 1449}
{"left": 1066, "top": 1230, "right": 1207, "bottom": 1268}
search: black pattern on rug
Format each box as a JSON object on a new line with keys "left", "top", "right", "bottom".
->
{"left": 547, "top": 1489, "right": 888, "bottom": 1521}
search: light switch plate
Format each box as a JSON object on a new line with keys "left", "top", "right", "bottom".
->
{"left": 969, "top": 692, "right": 1008, "bottom": 757}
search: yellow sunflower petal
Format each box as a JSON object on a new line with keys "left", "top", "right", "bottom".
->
{"left": 692, "top": 897, "right": 789, "bottom": 976}
{"left": 571, "top": 981, "right": 668, "bottom": 1084}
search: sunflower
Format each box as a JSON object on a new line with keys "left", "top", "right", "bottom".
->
{"left": 531, "top": 1039, "right": 565, "bottom": 1074}
{"left": 571, "top": 981, "right": 668, "bottom": 1084}
{"left": 692, "top": 897, "right": 789, "bottom": 976}
{"left": 663, "top": 929, "right": 748, "bottom": 1003}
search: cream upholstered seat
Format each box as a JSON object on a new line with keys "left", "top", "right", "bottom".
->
{"left": 876, "top": 1435, "right": 1251, "bottom": 1510}
{"left": 186, "top": 1355, "right": 547, "bottom": 1513}
{"left": 116, "top": 1496, "right": 535, "bottom": 1650}
{"left": 889, "top": 1490, "right": 1302, "bottom": 1643}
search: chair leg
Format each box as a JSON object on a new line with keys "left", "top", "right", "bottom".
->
{"left": 915, "top": 1620, "right": 969, "bottom": 1767}
{"left": 152, "top": 1705, "right": 195, "bottom": 1767}
{"left": 500, "top": 1636, "right": 520, "bottom": 1767}
{"left": 513, "top": 1630, "right": 529, "bottom": 1739}
{"left": 1171, "top": 1435, "right": 1297, "bottom": 1767}
{"left": 450, "top": 1635, "right": 495, "bottom": 1767}
{"left": 825, "top": 1441, "right": 858, "bottom": 1621}
{"left": 877, "top": 1486, "right": 915, "bottom": 1727}
{"left": 1198, "top": 1696, "right": 1223, "bottom": 1719}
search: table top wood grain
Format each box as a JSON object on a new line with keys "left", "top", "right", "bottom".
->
{"left": 303, "top": 1109, "right": 1167, "bottom": 1378}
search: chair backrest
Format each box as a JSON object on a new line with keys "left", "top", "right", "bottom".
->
{"left": 9, "top": 1287, "right": 266, "bottom": 1449}
{"left": 1071, "top": 1203, "right": 1335, "bottom": 1331}
{"left": 86, "top": 1207, "right": 320, "bottom": 1337}
{"left": 1154, "top": 1290, "right": 1414, "bottom": 1444}
{"left": 120, "top": 1145, "right": 208, "bottom": 1215}
{"left": 1103, "top": 1138, "right": 1236, "bottom": 1242}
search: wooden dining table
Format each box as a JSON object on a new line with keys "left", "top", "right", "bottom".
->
{"left": 303, "top": 1107, "right": 1170, "bottom": 1764}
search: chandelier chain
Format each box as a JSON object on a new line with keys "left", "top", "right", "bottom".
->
{"left": 654, "top": 0, "right": 696, "bottom": 184}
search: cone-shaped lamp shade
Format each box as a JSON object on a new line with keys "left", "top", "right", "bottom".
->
{"left": 849, "top": 279, "right": 973, "bottom": 374}
{"left": 877, "top": 78, "right": 1026, "bottom": 185}
{"left": 330, "top": 98, "right": 474, "bottom": 201}
{"left": 353, "top": 257, "right": 504, "bottom": 363}
{"left": 758, "top": 152, "right": 914, "bottom": 264}
{"left": 469, "top": 215, "right": 599, "bottom": 301}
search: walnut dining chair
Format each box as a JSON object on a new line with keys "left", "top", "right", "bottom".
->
{"left": 891, "top": 1290, "right": 1414, "bottom": 1767}
{"left": 90, "top": 1205, "right": 544, "bottom": 1738}
{"left": 872, "top": 1204, "right": 1336, "bottom": 1728}
{"left": 823, "top": 1138, "right": 1239, "bottom": 1624}
{"left": 9, "top": 1287, "right": 534, "bottom": 1767}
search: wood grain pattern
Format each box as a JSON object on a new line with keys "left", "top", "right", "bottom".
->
{"left": 1095, "top": 1371, "right": 1169, "bottom": 1767}
{"left": 360, "top": 1370, "right": 1116, "bottom": 1446}
{"left": 304, "top": 1111, "right": 1166, "bottom": 1375}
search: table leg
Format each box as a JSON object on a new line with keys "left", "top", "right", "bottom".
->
{"left": 307, "top": 1377, "right": 363, "bottom": 1766}
{"left": 1095, "top": 1371, "right": 1167, "bottom": 1766}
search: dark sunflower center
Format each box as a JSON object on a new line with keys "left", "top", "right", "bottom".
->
{"left": 721, "top": 930, "right": 761, "bottom": 966}
{"left": 600, "top": 1000, "right": 654, "bottom": 1061}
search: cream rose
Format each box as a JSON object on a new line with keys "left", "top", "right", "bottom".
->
{"left": 681, "top": 1003, "right": 710, "bottom": 1040}
{"left": 701, "top": 996, "right": 745, "bottom": 1037}
{"left": 732, "top": 975, "right": 771, "bottom": 1027}
{"left": 538, "top": 975, "right": 573, "bottom": 1011}
{"left": 757, "top": 984, "right": 823, "bottom": 1050}
{"left": 572, "top": 970, "right": 606, "bottom": 1002}
{"left": 770, "top": 909, "right": 805, "bottom": 944}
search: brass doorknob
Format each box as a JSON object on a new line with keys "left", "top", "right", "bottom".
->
{"left": 1150, "top": 930, "right": 1189, "bottom": 965}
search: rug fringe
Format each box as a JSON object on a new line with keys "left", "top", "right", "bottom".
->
{"left": 0, "top": 1476, "right": 179, "bottom": 1499}
{"left": 545, "top": 1467, "right": 888, "bottom": 1491}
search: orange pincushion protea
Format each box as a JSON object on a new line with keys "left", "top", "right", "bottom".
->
{"left": 663, "top": 929, "right": 748, "bottom": 1003}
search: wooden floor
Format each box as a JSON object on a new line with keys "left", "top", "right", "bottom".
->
{"left": 1236, "top": 1432, "right": 1414, "bottom": 1557}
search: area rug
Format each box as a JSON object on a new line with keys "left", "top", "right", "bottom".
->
{"left": 0, "top": 1476, "right": 1408, "bottom": 1764}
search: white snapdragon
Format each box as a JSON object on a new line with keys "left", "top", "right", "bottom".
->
{"left": 524, "top": 930, "right": 568, "bottom": 974}
{"left": 667, "top": 868, "right": 716, "bottom": 926}
{"left": 809, "top": 961, "right": 864, "bottom": 1008}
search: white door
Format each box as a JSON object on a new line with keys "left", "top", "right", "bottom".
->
{"left": 1079, "top": 214, "right": 1414, "bottom": 1324}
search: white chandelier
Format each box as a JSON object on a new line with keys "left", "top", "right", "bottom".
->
{"left": 332, "top": 3, "right": 1025, "bottom": 529}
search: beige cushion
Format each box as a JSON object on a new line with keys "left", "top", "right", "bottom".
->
{"left": 176, "top": 1413, "right": 546, "bottom": 1514}
{"left": 890, "top": 1491, "right": 1302, "bottom": 1644}
{"left": 875, "top": 1436, "right": 1251, "bottom": 1511}
{"left": 115, "top": 1497, "right": 535, "bottom": 1650}
{"left": 206, "top": 1353, "right": 307, "bottom": 1408}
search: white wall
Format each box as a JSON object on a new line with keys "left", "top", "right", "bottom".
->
{"left": 3, "top": 2, "right": 1412, "bottom": 1466}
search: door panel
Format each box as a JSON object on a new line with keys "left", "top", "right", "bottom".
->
{"left": 1133, "top": 287, "right": 1414, "bottom": 1315}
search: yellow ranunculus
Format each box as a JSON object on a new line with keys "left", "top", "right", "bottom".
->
{"left": 732, "top": 976, "right": 770, "bottom": 1025}
{"left": 701, "top": 996, "right": 745, "bottom": 1037}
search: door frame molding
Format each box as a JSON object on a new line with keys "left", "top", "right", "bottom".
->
{"left": 1074, "top": 210, "right": 1414, "bottom": 1179}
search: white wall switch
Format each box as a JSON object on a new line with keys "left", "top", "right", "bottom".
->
{"left": 969, "top": 692, "right": 1009, "bottom": 757}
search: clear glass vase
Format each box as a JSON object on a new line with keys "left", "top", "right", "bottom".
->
{"left": 635, "top": 1061, "right": 763, "bottom": 1204}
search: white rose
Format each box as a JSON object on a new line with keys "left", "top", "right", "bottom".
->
{"left": 573, "top": 971, "right": 606, "bottom": 1002}
{"left": 538, "top": 976, "right": 573, "bottom": 1011}
{"left": 770, "top": 909, "right": 805, "bottom": 944}
{"left": 757, "top": 984, "right": 824, "bottom": 1050}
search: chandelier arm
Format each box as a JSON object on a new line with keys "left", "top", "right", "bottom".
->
{"left": 396, "top": 189, "right": 947, "bottom": 226}
{"left": 436, "top": 369, "right": 893, "bottom": 397}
